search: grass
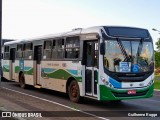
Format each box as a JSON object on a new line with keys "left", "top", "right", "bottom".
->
{"left": 154, "top": 75, "right": 160, "bottom": 90}
{"left": 154, "top": 80, "right": 160, "bottom": 90}
{"left": 154, "top": 75, "right": 160, "bottom": 80}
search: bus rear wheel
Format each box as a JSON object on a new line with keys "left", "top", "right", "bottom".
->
{"left": 19, "top": 73, "right": 25, "bottom": 89}
{"left": 68, "top": 80, "right": 80, "bottom": 103}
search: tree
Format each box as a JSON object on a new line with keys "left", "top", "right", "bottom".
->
{"left": 155, "top": 51, "right": 160, "bottom": 68}
{"left": 154, "top": 38, "right": 160, "bottom": 74}
{"left": 156, "top": 38, "right": 160, "bottom": 52}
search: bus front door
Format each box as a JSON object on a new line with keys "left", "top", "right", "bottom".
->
{"left": 34, "top": 46, "right": 42, "bottom": 86}
{"left": 10, "top": 48, "right": 16, "bottom": 80}
{"left": 84, "top": 41, "right": 98, "bottom": 97}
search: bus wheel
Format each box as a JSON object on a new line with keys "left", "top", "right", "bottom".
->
{"left": 68, "top": 80, "right": 80, "bottom": 103}
{"left": 19, "top": 73, "right": 25, "bottom": 89}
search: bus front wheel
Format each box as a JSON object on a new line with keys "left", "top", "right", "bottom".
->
{"left": 68, "top": 80, "right": 80, "bottom": 103}
{"left": 19, "top": 73, "right": 25, "bottom": 89}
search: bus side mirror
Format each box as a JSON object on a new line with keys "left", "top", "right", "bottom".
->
{"left": 100, "top": 43, "right": 105, "bottom": 55}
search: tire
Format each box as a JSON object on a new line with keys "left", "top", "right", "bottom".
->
{"left": 19, "top": 73, "right": 25, "bottom": 89}
{"left": 1, "top": 76, "right": 4, "bottom": 81}
{"left": 68, "top": 80, "right": 80, "bottom": 103}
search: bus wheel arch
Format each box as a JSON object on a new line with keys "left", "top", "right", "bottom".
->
{"left": 66, "top": 77, "right": 81, "bottom": 103}
{"left": 19, "top": 71, "right": 25, "bottom": 89}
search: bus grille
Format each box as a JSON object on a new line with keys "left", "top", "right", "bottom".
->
{"left": 114, "top": 72, "right": 152, "bottom": 82}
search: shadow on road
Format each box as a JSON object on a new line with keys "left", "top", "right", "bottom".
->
{"left": 1, "top": 79, "right": 148, "bottom": 111}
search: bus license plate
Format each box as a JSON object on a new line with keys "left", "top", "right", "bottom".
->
{"left": 127, "top": 90, "right": 136, "bottom": 94}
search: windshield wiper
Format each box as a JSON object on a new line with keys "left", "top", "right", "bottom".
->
{"left": 116, "top": 38, "right": 131, "bottom": 62}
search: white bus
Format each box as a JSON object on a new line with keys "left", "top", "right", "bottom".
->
{"left": 2, "top": 26, "right": 154, "bottom": 102}
{"left": 1, "top": 39, "right": 14, "bottom": 77}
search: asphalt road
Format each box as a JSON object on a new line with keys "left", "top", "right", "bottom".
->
{"left": 0, "top": 79, "right": 160, "bottom": 120}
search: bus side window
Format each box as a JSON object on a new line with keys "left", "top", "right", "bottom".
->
{"left": 4, "top": 46, "right": 9, "bottom": 59}
{"left": 24, "top": 43, "right": 33, "bottom": 59}
{"left": 86, "top": 44, "right": 92, "bottom": 66}
{"left": 43, "top": 40, "right": 52, "bottom": 59}
{"left": 57, "top": 39, "right": 64, "bottom": 59}
{"left": 16, "top": 44, "right": 23, "bottom": 59}
{"left": 65, "top": 36, "right": 80, "bottom": 59}
{"left": 85, "top": 42, "right": 98, "bottom": 67}
{"left": 94, "top": 42, "right": 99, "bottom": 68}
{"left": 52, "top": 40, "right": 57, "bottom": 59}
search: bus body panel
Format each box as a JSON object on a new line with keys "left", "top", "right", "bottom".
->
{"left": 14, "top": 60, "right": 20, "bottom": 82}
{"left": 10, "top": 60, "right": 15, "bottom": 80}
{"left": 23, "top": 60, "right": 34, "bottom": 85}
{"left": 14, "top": 60, "right": 34, "bottom": 85}
{"left": 99, "top": 71, "right": 154, "bottom": 100}
{"left": 99, "top": 84, "right": 153, "bottom": 100}
{"left": 3, "top": 60, "right": 10, "bottom": 80}
{"left": 99, "top": 84, "right": 154, "bottom": 100}
{"left": 40, "top": 60, "right": 82, "bottom": 93}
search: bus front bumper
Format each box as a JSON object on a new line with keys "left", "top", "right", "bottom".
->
{"left": 99, "top": 84, "right": 154, "bottom": 101}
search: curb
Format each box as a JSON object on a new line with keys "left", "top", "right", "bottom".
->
{"left": 154, "top": 89, "right": 160, "bottom": 92}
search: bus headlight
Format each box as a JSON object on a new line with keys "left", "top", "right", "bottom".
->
{"left": 147, "top": 80, "right": 154, "bottom": 86}
{"left": 100, "top": 76, "right": 113, "bottom": 88}
{"left": 101, "top": 76, "right": 108, "bottom": 84}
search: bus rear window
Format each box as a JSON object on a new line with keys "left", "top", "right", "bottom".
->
{"left": 104, "top": 26, "right": 149, "bottom": 38}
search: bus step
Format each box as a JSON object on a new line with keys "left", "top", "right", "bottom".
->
{"left": 84, "top": 95, "right": 97, "bottom": 100}
{"left": 34, "top": 85, "right": 42, "bottom": 89}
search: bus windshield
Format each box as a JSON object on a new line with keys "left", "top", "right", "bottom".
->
{"left": 104, "top": 39, "right": 154, "bottom": 73}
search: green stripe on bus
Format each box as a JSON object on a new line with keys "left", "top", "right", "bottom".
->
{"left": 15, "top": 66, "right": 20, "bottom": 73}
{"left": 15, "top": 66, "right": 33, "bottom": 75}
{"left": 24, "top": 68, "right": 33, "bottom": 75}
{"left": 43, "top": 69, "right": 82, "bottom": 82}
{"left": 3, "top": 66, "right": 9, "bottom": 72}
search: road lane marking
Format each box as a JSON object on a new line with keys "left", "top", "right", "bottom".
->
{"left": 2, "top": 87, "right": 109, "bottom": 120}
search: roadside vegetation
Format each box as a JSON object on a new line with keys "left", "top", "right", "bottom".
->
{"left": 154, "top": 75, "right": 160, "bottom": 90}
{"left": 154, "top": 38, "right": 160, "bottom": 90}
{"left": 154, "top": 79, "right": 160, "bottom": 90}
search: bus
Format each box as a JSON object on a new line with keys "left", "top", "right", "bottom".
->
{"left": 2, "top": 26, "right": 154, "bottom": 102}
{"left": 1, "top": 39, "right": 14, "bottom": 77}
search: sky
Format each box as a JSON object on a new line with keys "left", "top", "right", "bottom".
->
{"left": 2, "top": 0, "right": 160, "bottom": 49}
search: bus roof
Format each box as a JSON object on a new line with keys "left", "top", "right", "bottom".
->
{"left": 4, "top": 26, "right": 149, "bottom": 46}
